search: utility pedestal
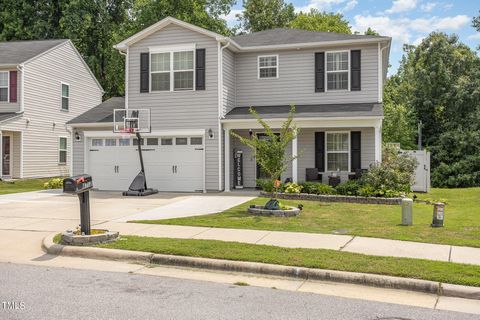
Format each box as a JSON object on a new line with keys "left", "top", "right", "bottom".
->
{"left": 401, "top": 198, "right": 413, "bottom": 226}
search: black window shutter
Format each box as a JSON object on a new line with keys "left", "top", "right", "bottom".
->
{"left": 351, "top": 50, "right": 361, "bottom": 91}
{"left": 315, "top": 132, "right": 325, "bottom": 172}
{"left": 351, "top": 131, "right": 361, "bottom": 170}
{"left": 196, "top": 48, "right": 206, "bottom": 90}
{"left": 140, "top": 52, "right": 149, "bottom": 93}
{"left": 314, "top": 52, "right": 325, "bottom": 92}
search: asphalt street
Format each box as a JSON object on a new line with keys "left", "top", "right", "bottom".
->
{"left": 0, "top": 262, "right": 476, "bottom": 320}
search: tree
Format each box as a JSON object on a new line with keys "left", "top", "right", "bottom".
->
{"left": 364, "top": 27, "right": 379, "bottom": 36}
{"left": 473, "top": 11, "right": 480, "bottom": 50}
{"left": 231, "top": 106, "right": 298, "bottom": 197}
{"left": 288, "top": 9, "right": 351, "bottom": 34}
{"left": 236, "top": 0, "right": 295, "bottom": 33}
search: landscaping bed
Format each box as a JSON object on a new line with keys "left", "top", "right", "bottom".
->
{"left": 96, "top": 235, "right": 480, "bottom": 287}
{"left": 260, "top": 191, "right": 402, "bottom": 205}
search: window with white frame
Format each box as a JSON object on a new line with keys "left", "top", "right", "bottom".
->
{"left": 326, "top": 51, "right": 349, "bottom": 90}
{"left": 326, "top": 132, "right": 349, "bottom": 171}
{"left": 61, "top": 83, "right": 69, "bottom": 110}
{"left": 59, "top": 137, "right": 67, "bottom": 164}
{"left": 258, "top": 55, "right": 278, "bottom": 79}
{"left": 151, "top": 50, "right": 194, "bottom": 91}
{"left": 0, "top": 71, "right": 8, "bottom": 102}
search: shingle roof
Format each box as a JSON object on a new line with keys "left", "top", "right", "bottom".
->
{"left": 0, "top": 112, "right": 21, "bottom": 123}
{"left": 68, "top": 97, "right": 125, "bottom": 124}
{"left": 232, "top": 28, "right": 388, "bottom": 47}
{"left": 0, "top": 39, "right": 68, "bottom": 66}
{"left": 224, "top": 103, "right": 383, "bottom": 119}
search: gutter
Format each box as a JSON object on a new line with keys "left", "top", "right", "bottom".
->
{"left": 378, "top": 41, "right": 391, "bottom": 103}
{"left": 16, "top": 64, "right": 25, "bottom": 113}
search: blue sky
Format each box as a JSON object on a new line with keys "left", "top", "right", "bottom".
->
{"left": 223, "top": 0, "right": 479, "bottom": 74}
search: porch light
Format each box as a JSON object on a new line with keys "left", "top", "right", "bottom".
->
{"left": 74, "top": 131, "right": 81, "bottom": 142}
{"left": 208, "top": 128, "right": 214, "bottom": 139}
{"left": 249, "top": 129, "right": 253, "bottom": 137}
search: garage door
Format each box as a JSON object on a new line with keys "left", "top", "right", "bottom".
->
{"left": 87, "top": 136, "right": 204, "bottom": 192}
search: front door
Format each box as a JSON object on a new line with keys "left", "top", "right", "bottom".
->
{"left": 2, "top": 136, "right": 11, "bottom": 176}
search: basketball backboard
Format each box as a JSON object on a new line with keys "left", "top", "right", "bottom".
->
{"left": 113, "top": 109, "right": 151, "bottom": 133}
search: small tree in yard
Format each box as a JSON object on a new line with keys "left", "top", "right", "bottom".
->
{"left": 231, "top": 105, "right": 298, "bottom": 205}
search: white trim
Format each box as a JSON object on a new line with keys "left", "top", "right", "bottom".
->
{"left": 149, "top": 44, "right": 196, "bottom": 53}
{"left": 60, "top": 82, "right": 70, "bottom": 111}
{"left": 325, "top": 50, "right": 350, "bottom": 92}
{"left": 224, "top": 128, "right": 230, "bottom": 192}
{"left": 149, "top": 47, "right": 196, "bottom": 92}
{"left": 222, "top": 117, "right": 384, "bottom": 129}
{"left": 19, "top": 131, "right": 23, "bottom": 178}
{"left": 17, "top": 64, "right": 24, "bottom": 112}
{"left": 257, "top": 54, "right": 279, "bottom": 79}
{"left": 325, "top": 131, "right": 350, "bottom": 172}
{"left": 374, "top": 125, "right": 382, "bottom": 162}
{"left": 58, "top": 136, "right": 68, "bottom": 165}
{"left": 0, "top": 70, "right": 9, "bottom": 103}
{"left": 83, "top": 129, "right": 206, "bottom": 138}
{"left": 292, "top": 132, "right": 298, "bottom": 183}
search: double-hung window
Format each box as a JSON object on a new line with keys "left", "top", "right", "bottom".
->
{"left": 151, "top": 48, "right": 194, "bottom": 91}
{"left": 326, "top": 51, "right": 349, "bottom": 90}
{"left": 61, "top": 83, "right": 69, "bottom": 110}
{"left": 0, "top": 71, "right": 8, "bottom": 102}
{"left": 59, "top": 137, "right": 67, "bottom": 164}
{"left": 326, "top": 132, "right": 349, "bottom": 171}
{"left": 258, "top": 55, "right": 278, "bottom": 79}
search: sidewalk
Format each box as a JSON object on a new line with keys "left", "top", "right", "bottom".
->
{"left": 93, "top": 221, "right": 480, "bottom": 266}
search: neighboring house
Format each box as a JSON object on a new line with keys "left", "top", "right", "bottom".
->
{"left": 68, "top": 17, "right": 391, "bottom": 192}
{"left": 0, "top": 39, "right": 103, "bottom": 179}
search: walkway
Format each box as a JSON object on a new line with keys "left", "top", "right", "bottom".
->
{"left": 93, "top": 221, "right": 480, "bottom": 266}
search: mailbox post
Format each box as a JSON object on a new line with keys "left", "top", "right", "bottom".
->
{"left": 63, "top": 175, "right": 93, "bottom": 235}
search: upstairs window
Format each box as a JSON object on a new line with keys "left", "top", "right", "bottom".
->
{"left": 326, "top": 51, "right": 349, "bottom": 91}
{"left": 61, "top": 83, "right": 69, "bottom": 110}
{"left": 151, "top": 49, "right": 194, "bottom": 91}
{"left": 0, "top": 71, "right": 8, "bottom": 102}
{"left": 258, "top": 55, "right": 278, "bottom": 79}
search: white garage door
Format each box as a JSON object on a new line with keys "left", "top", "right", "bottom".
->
{"left": 87, "top": 136, "right": 204, "bottom": 192}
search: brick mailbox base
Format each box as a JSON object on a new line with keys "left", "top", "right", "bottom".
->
{"left": 61, "top": 230, "right": 119, "bottom": 246}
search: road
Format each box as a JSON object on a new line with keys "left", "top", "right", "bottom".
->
{"left": 0, "top": 263, "right": 476, "bottom": 320}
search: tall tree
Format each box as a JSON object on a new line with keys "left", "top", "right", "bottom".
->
{"left": 236, "top": 0, "right": 295, "bottom": 33}
{"left": 473, "top": 11, "right": 480, "bottom": 50}
{"left": 288, "top": 9, "right": 351, "bottom": 34}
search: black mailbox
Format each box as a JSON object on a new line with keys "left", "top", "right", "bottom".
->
{"left": 63, "top": 174, "right": 93, "bottom": 194}
{"left": 63, "top": 174, "right": 93, "bottom": 235}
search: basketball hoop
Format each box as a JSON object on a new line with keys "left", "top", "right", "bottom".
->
{"left": 119, "top": 127, "right": 134, "bottom": 139}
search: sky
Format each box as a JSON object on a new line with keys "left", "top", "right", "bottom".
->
{"left": 223, "top": 0, "right": 480, "bottom": 74}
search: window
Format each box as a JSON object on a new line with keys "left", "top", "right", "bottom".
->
{"left": 326, "top": 132, "right": 349, "bottom": 171}
{"left": 119, "top": 138, "right": 130, "bottom": 146}
{"left": 91, "top": 139, "right": 103, "bottom": 147}
{"left": 326, "top": 51, "right": 349, "bottom": 91}
{"left": 258, "top": 55, "right": 278, "bottom": 79}
{"left": 176, "top": 137, "right": 188, "bottom": 145}
{"left": 151, "top": 49, "right": 194, "bottom": 91}
{"left": 190, "top": 137, "right": 203, "bottom": 145}
{"left": 61, "top": 83, "right": 69, "bottom": 110}
{"left": 105, "top": 138, "right": 116, "bottom": 146}
{"left": 146, "top": 138, "right": 158, "bottom": 146}
{"left": 133, "top": 138, "right": 144, "bottom": 146}
{"left": 0, "top": 71, "right": 8, "bottom": 102}
{"left": 59, "top": 137, "right": 67, "bottom": 164}
{"left": 161, "top": 138, "right": 173, "bottom": 145}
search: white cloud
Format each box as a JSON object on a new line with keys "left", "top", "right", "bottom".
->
{"left": 433, "top": 15, "right": 470, "bottom": 30}
{"left": 221, "top": 9, "right": 242, "bottom": 27}
{"left": 296, "top": 0, "right": 354, "bottom": 13}
{"left": 467, "top": 33, "right": 480, "bottom": 41}
{"left": 385, "top": 0, "right": 418, "bottom": 14}
{"left": 343, "top": 0, "right": 358, "bottom": 11}
{"left": 420, "top": 2, "right": 437, "bottom": 12}
{"left": 412, "top": 36, "right": 425, "bottom": 46}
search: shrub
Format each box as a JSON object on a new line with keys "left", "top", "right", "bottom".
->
{"left": 284, "top": 182, "right": 303, "bottom": 194}
{"left": 336, "top": 180, "right": 361, "bottom": 196}
{"left": 299, "top": 182, "right": 336, "bottom": 195}
{"left": 43, "top": 178, "right": 63, "bottom": 189}
{"left": 358, "top": 184, "right": 402, "bottom": 198}
{"left": 256, "top": 179, "right": 274, "bottom": 192}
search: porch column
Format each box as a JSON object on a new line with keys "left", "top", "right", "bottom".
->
{"left": 224, "top": 128, "right": 231, "bottom": 192}
{"left": 292, "top": 132, "right": 298, "bottom": 183}
{"left": 374, "top": 125, "right": 382, "bottom": 163}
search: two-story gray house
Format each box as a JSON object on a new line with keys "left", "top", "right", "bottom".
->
{"left": 68, "top": 17, "right": 391, "bottom": 192}
{"left": 0, "top": 40, "right": 103, "bottom": 180}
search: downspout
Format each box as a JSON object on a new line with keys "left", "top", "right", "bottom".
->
{"left": 218, "top": 40, "right": 231, "bottom": 191}
{"left": 16, "top": 64, "right": 25, "bottom": 113}
{"left": 377, "top": 42, "right": 390, "bottom": 103}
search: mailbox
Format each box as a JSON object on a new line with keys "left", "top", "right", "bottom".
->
{"left": 63, "top": 174, "right": 93, "bottom": 194}
{"left": 63, "top": 174, "right": 93, "bottom": 235}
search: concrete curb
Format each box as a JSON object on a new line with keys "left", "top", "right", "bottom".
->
{"left": 42, "top": 233, "right": 480, "bottom": 300}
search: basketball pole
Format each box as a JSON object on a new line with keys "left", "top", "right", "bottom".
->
{"left": 135, "top": 131, "right": 148, "bottom": 191}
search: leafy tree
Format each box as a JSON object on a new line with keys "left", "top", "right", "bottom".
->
{"left": 236, "top": 0, "right": 295, "bottom": 33}
{"left": 364, "top": 27, "right": 379, "bottom": 36}
{"left": 473, "top": 11, "right": 480, "bottom": 50}
{"left": 288, "top": 9, "right": 351, "bottom": 34}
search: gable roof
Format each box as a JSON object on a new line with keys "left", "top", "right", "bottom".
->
{"left": 68, "top": 97, "right": 124, "bottom": 125}
{"left": 0, "top": 39, "right": 68, "bottom": 67}
{"left": 232, "top": 29, "right": 390, "bottom": 48}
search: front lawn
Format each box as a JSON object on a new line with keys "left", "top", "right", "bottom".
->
{"left": 98, "top": 236, "right": 480, "bottom": 287}
{"left": 133, "top": 188, "right": 480, "bottom": 248}
{"left": 0, "top": 178, "right": 52, "bottom": 195}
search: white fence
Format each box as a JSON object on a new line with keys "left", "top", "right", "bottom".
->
{"left": 403, "top": 149, "right": 431, "bottom": 193}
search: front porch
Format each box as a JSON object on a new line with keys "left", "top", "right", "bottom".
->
{"left": 0, "top": 130, "right": 22, "bottom": 179}
{"left": 223, "top": 117, "right": 382, "bottom": 191}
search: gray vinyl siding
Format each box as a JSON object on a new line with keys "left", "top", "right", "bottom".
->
{"left": 72, "top": 129, "right": 86, "bottom": 175}
{"left": 1, "top": 41, "right": 102, "bottom": 178}
{"left": 0, "top": 68, "right": 21, "bottom": 113}
{"left": 222, "top": 48, "right": 235, "bottom": 117}
{"left": 128, "top": 24, "right": 220, "bottom": 191}
{"left": 235, "top": 44, "right": 379, "bottom": 108}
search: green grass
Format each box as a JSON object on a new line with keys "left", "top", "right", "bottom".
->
{"left": 98, "top": 236, "right": 480, "bottom": 287}
{"left": 0, "top": 178, "right": 53, "bottom": 195}
{"left": 133, "top": 188, "right": 480, "bottom": 248}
